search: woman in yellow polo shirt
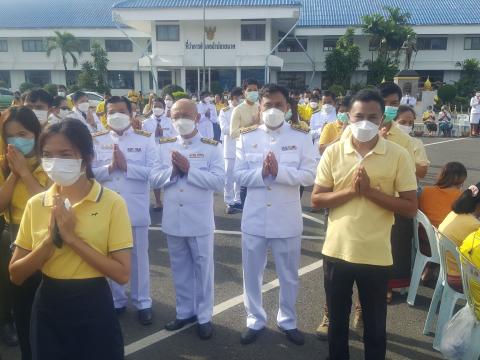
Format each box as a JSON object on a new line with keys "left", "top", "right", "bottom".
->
{"left": 9, "top": 119, "right": 133, "bottom": 359}
{"left": 439, "top": 183, "right": 480, "bottom": 290}
{"left": 0, "top": 106, "right": 50, "bottom": 360}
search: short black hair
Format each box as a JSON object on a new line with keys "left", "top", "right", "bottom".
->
{"left": 243, "top": 78, "right": 259, "bottom": 90}
{"left": 200, "top": 91, "right": 210, "bottom": 98}
{"left": 339, "top": 96, "right": 351, "bottom": 109}
{"left": 310, "top": 95, "right": 320, "bottom": 102}
{"left": 349, "top": 89, "right": 385, "bottom": 113}
{"left": 72, "top": 91, "right": 87, "bottom": 103}
{"left": 259, "top": 83, "right": 289, "bottom": 103}
{"left": 395, "top": 105, "right": 416, "bottom": 121}
{"left": 52, "top": 96, "right": 66, "bottom": 108}
{"left": 230, "top": 87, "right": 243, "bottom": 98}
{"left": 322, "top": 90, "right": 336, "bottom": 101}
{"left": 378, "top": 82, "right": 402, "bottom": 102}
{"left": 104, "top": 90, "right": 112, "bottom": 96}
{"left": 452, "top": 182, "right": 480, "bottom": 214}
{"left": 312, "top": 87, "right": 321, "bottom": 93}
{"left": 25, "top": 89, "right": 53, "bottom": 107}
{"left": 153, "top": 97, "right": 165, "bottom": 108}
{"left": 105, "top": 96, "right": 132, "bottom": 114}
{"left": 39, "top": 118, "right": 95, "bottom": 179}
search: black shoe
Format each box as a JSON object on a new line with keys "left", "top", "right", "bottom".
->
{"left": 280, "top": 327, "right": 305, "bottom": 346}
{"left": 1, "top": 322, "right": 18, "bottom": 347}
{"left": 240, "top": 327, "right": 264, "bottom": 345}
{"left": 115, "top": 306, "right": 127, "bottom": 315}
{"left": 197, "top": 322, "right": 213, "bottom": 340}
{"left": 233, "top": 203, "right": 243, "bottom": 211}
{"left": 225, "top": 205, "right": 241, "bottom": 214}
{"left": 165, "top": 315, "right": 197, "bottom": 331}
{"left": 138, "top": 308, "right": 153, "bottom": 326}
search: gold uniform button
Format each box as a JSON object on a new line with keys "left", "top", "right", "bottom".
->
{"left": 179, "top": 204, "right": 183, "bottom": 207}
{"left": 267, "top": 204, "right": 271, "bottom": 207}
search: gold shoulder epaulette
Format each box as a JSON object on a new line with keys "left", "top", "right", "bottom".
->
{"left": 240, "top": 125, "right": 259, "bottom": 134}
{"left": 201, "top": 138, "right": 219, "bottom": 146}
{"left": 312, "top": 109, "right": 321, "bottom": 114}
{"left": 222, "top": 106, "right": 230, "bottom": 112}
{"left": 291, "top": 123, "right": 310, "bottom": 133}
{"left": 92, "top": 130, "right": 109, "bottom": 137}
{"left": 159, "top": 137, "right": 177, "bottom": 144}
{"left": 134, "top": 129, "right": 152, "bottom": 137}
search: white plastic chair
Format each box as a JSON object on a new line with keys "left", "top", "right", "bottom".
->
{"left": 458, "top": 252, "right": 480, "bottom": 360}
{"left": 429, "top": 233, "right": 466, "bottom": 350}
{"left": 407, "top": 210, "right": 440, "bottom": 306}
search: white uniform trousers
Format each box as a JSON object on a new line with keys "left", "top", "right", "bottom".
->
{"left": 242, "top": 233, "right": 301, "bottom": 330}
{"left": 166, "top": 234, "right": 214, "bottom": 324}
{"left": 224, "top": 158, "right": 241, "bottom": 205}
{"left": 111, "top": 226, "right": 152, "bottom": 310}
{"left": 470, "top": 113, "right": 480, "bottom": 124}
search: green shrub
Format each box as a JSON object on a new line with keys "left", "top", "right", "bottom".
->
{"left": 328, "top": 84, "right": 345, "bottom": 97}
{"left": 19, "top": 82, "right": 35, "bottom": 93}
{"left": 172, "top": 91, "right": 189, "bottom": 100}
{"left": 161, "top": 84, "right": 184, "bottom": 98}
{"left": 43, "top": 84, "right": 58, "bottom": 97}
{"left": 437, "top": 84, "right": 457, "bottom": 104}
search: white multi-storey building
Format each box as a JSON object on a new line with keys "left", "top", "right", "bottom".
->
{"left": 1, "top": 0, "right": 479, "bottom": 94}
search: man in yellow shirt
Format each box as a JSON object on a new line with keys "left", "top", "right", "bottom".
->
{"left": 311, "top": 89, "right": 417, "bottom": 359}
{"left": 230, "top": 79, "right": 260, "bottom": 140}
{"left": 95, "top": 91, "right": 112, "bottom": 128}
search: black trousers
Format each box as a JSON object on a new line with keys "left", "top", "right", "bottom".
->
{"left": 0, "top": 216, "right": 13, "bottom": 325}
{"left": 324, "top": 256, "right": 390, "bottom": 360}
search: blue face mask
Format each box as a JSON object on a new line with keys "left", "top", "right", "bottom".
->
{"left": 384, "top": 106, "right": 399, "bottom": 123}
{"left": 285, "top": 109, "right": 293, "bottom": 121}
{"left": 246, "top": 91, "right": 259, "bottom": 103}
{"left": 7, "top": 137, "right": 35, "bottom": 155}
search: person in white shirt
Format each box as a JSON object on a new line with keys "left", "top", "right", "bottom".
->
{"left": 309, "top": 91, "right": 337, "bottom": 161}
{"left": 218, "top": 87, "right": 244, "bottom": 214}
{"left": 48, "top": 96, "right": 71, "bottom": 125}
{"left": 469, "top": 91, "right": 480, "bottom": 136}
{"left": 23, "top": 89, "right": 53, "bottom": 129}
{"left": 70, "top": 91, "right": 104, "bottom": 134}
{"left": 400, "top": 93, "right": 417, "bottom": 107}
{"left": 197, "top": 91, "right": 218, "bottom": 139}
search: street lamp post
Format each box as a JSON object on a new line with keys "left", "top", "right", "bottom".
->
{"left": 202, "top": 0, "right": 206, "bottom": 93}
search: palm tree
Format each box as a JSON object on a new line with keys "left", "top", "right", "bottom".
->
{"left": 46, "top": 31, "right": 83, "bottom": 78}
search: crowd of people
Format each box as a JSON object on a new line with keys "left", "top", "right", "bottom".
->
{"left": 0, "top": 78, "right": 479, "bottom": 360}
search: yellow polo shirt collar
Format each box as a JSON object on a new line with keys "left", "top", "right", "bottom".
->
{"left": 42, "top": 180, "right": 103, "bottom": 207}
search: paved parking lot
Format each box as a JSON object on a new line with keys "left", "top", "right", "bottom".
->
{"left": 1, "top": 136, "right": 478, "bottom": 360}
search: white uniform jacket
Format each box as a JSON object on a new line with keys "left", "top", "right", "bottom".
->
{"left": 235, "top": 122, "right": 316, "bottom": 238}
{"left": 92, "top": 127, "right": 156, "bottom": 227}
{"left": 218, "top": 106, "right": 236, "bottom": 159}
{"left": 150, "top": 132, "right": 225, "bottom": 237}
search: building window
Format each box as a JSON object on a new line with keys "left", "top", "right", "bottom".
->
{"left": 277, "top": 72, "right": 306, "bottom": 90}
{"left": 156, "top": 25, "right": 180, "bottom": 41}
{"left": 78, "top": 39, "right": 91, "bottom": 52}
{"left": 241, "top": 24, "right": 266, "bottom": 41}
{"left": 105, "top": 40, "right": 133, "bottom": 52}
{"left": 22, "top": 39, "right": 46, "bottom": 52}
{"left": 108, "top": 71, "right": 134, "bottom": 89}
{"left": 0, "top": 71, "right": 11, "bottom": 88}
{"left": 158, "top": 71, "right": 172, "bottom": 88}
{"left": 323, "top": 38, "right": 338, "bottom": 52}
{"left": 241, "top": 68, "right": 265, "bottom": 86}
{"left": 66, "top": 71, "right": 81, "bottom": 87}
{"left": 417, "top": 37, "right": 447, "bottom": 50}
{"left": 0, "top": 40, "right": 8, "bottom": 52}
{"left": 465, "top": 37, "right": 480, "bottom": 50}
{"left": 24, "top": 70, "right": 51, "bottom": 86}
{"left": 277, "top": 33, "right": 307, "bottom": 52}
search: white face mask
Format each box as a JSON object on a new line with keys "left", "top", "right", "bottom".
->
{"left": 192, "top": 97, "right": 198, "bottom": 102}
{"left": 58, "top": 91, "right": 66, "bottom": 97}
{"left": 58, "top": 109, "right": 70, "bottom": 119}
{"left": 322, "top": 104, "right": 335, "bottom": 113}
{"left": 204, "top": 96, "right": 212, "bottom": 103}
{"left": 42, "top": 158, "right": 84, "bottom": 187}
{"left": 77, "top": 102, "right": 90, "bottom": 113}
{"left": 262, "top": 108, "right": 285, "bottom": 129}
{"left": 172, "top": 118, "right": 196, "bottom": 136}
{"left": 153, "top": 107, "right": 164, "bottom": 117}
{"left": 398, "top": 124, "right": 412, "bottom": 135}
{"left": 33, "top": 109, "right": 48, "bottom": 125}
{"left": 309, "top": 102, "right": 318, "bottom": 109}
{"left": 107, "top": 112, "right": 131, "bottom": 132}
{"left": 350, "top": 120, "right": 379, "bottom": 143}
{"left": 165, "top": 100, "right": 173, "bottom": 108}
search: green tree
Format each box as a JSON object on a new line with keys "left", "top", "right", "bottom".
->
{"left": 362, "top": 7, "right": 415, "bottom": 85}
{"left": 91, "top": 42, "right": 110, "bottom": 93}
{"left": 19, "top": 82, "right": 35, "bottom": 93}
{"left": 77, "top": 61, "right": 97, "bottom": 91}
{"left": 455, "top": 58, "right": 480, "bottom": 98}
{"left": 324, "top": 28, "right": 361, "bottom": 89}
{"left": 43, "top": 84, "right": 58, "bottom": 97}
{"left": 438, "top": 84, "right": 457, "bottom": 105}
{"left": 46, "top": 31, "right": 83, "bottom": 78}
{"left": 161, "top": 84, "right": 184, "bottom": 98}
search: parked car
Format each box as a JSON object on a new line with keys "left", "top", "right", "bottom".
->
{"left": 0, "top": 88, "right": 14, "bottom": 110}
{"left": 66, "top": 91, "right": 104, "bottom": 109}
